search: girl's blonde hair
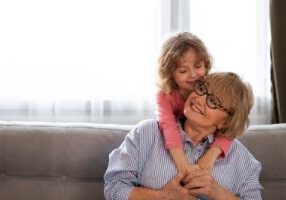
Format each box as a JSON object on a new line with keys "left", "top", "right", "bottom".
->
{"left": 158, "top": 32, "right": 212, "bottom": 94}
{"left": 205, "top": 72, "right": 254, "bottom": 138}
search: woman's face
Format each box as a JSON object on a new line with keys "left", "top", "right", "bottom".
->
{"left": 173, "top": 48, "right": 206, "bottom": 96}
{"left": 183, "top": 81, "right": 230, "bottom": 131}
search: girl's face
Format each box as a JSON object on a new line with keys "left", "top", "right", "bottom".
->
{"left": 173, "top": 48, "right": 206, "bottom": 96}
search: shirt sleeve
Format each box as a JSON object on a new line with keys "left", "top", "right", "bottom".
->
{"left": 104, "top": 127, "right": 140, "bottom": 200}
{"left": 155, "top": 90, "right": 183, "bottom": 149}
{"left": 237, "top": 160, "right": 263, "bottom": 200}
{"left": 211, "top": 136, "right": 233, "bottom": 157}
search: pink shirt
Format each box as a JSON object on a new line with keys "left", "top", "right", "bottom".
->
{"left": 156, "top": 90, "right": 232, "bottom": 157}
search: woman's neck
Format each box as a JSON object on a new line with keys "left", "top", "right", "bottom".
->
{"left": 183, "top": 121, "right": 214, "bottom": 145}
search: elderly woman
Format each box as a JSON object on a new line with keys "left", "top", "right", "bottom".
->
{"left": 104, "top": 72, "right": 262, "bottom": 200}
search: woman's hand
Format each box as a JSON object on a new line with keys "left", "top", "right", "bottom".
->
{"left": 183, "top": 169, "right": 239, "bottom": 200}
{"left": 129, "top": 172, "right": 196, "bottom": 200}
{"left": 157, "top": 172, "right": 196, "bottom": 200}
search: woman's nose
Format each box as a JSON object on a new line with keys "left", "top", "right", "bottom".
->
{"left": 196, "top": 95, "right": 206, "bottom": 106}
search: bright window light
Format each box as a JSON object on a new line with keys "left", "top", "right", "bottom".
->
{"left": 0, "top": 0, "right": 159, "bottom": 101}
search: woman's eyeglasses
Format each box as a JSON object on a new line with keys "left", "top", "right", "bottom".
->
{"left": 194, "top": 80, "right": 232, "bottom": 115}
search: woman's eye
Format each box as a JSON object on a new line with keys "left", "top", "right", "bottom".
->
{"left": 209, "top": 96, "right": 219, "bottom": 106}
{"left": 210, "top": 99, "right": 216, "bottom": 105}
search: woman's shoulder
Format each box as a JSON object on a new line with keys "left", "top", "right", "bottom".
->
{"left": 230, "top": 139, "right": 252, "bottom": 155}
{"left": 135, "top": 119, "right": 160, "bottom": 134}
{"left": 230, "top": 139, "right": 261, "bottom": 165}
{"left": 132, "top": 119, "right": 162, "bottom": 139}
{"left": 129, "top": 119, "right": 164, "bottom": 149}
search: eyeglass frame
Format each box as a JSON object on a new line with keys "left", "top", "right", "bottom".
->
{"left": 194, "top": 80, "right": 233, "bottom": 115}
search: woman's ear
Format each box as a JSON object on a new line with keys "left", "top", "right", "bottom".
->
{"left": 217, "top": 124, "right": 224, "bottom": 130}
{"left": 217, "top": 121, "right": 227, "bottom": 130}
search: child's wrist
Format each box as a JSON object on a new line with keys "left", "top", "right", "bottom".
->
{"left": 176, "top": 163, "right": 189, "bottom": 172}
{"left": 209, "top": 145, "right": 223, "bottom": 157}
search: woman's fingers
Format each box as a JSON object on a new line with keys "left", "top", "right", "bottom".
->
{"left": 182, "top": 168, "right": 207, "bottom": 184}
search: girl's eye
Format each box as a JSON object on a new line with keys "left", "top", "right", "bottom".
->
{"left": 195, "top": 60, "right": 205, "bottom": 67}
{"left": 195, "top": 63, "right": 203, "bottom": 68}
{"left": 176, "top": 67, "right": 187, "bottom": 73}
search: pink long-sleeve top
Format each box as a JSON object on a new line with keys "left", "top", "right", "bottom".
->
{"left": 156, "top": 90, "right": 232, "bottom": 157}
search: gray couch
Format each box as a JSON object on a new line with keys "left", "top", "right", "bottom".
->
{"left": 0, "top": 121, "right": 285, "bottom": 200}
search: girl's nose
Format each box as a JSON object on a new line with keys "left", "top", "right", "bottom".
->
{"left": 188, "top": 67, "right": 195, "bottom": 77}
{"left": 188, "top": 67, "right": 199, "bottom": 79}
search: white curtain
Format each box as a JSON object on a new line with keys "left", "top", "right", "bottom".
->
{"left": 0, "top": 0, "right": 161, "bottom": 124}
{"left": 0, "top": 0, "right": 271, "bottom": 125}
{"left": 187, "top": 0, "right": 271, "bottom": 124}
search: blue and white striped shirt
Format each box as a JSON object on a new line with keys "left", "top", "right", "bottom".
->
{"left": 104, "top": 119, "right": 262, "bottom": 200}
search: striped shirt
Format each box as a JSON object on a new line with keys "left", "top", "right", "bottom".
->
{"left": 104, "top": 119, "right": 262, "bottom": 200}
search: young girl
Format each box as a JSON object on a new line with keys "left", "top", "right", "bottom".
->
{"left": 156, "top": 32, "right": 232, "bottom": 172}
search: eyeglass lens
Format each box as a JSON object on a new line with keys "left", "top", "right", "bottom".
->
{"left": 195, "top": 81, "right": 223, "bottom": 109}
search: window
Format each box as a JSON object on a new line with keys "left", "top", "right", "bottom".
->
{"left": 0, "top": 0, "right": 161, "bottom": 124}
{"left": 0, "top": 0, "right": 271, "bottom": 124}
{"left": 188, "top": 0, "right": 271, "bottom": 124}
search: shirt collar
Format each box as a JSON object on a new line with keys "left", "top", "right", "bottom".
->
{"left": 178, "top": 121, "right": 214, "bottom": 145}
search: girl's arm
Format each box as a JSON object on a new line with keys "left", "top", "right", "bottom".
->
{"left": 156, "top": 91, "right": 195, "bottom": 172}
{"left": 169, "top": 148, "right": 199, "bottom": 172}
{"left": 155, "top": 91, "right": 183, "bottom": 149}
{"left": 197, "top": 137, "right": 233, "bottom": 171}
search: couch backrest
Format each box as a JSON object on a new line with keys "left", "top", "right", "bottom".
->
{"left": 0, "top": 121, "right": 285, "bottom": 200}
{"left": 0, "top": 121, "right": 130, "bottom": 200}
{"left": 239, "top": 123, "right": 286, "bottom": 200}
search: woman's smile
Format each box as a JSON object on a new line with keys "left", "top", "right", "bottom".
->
{"left": 190, "top": 100, "right": 204, "bottom": 115}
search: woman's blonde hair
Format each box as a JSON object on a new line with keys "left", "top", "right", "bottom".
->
{"left": 158, "top": 32, "right": 212, "bottom": 94}
{"left": 205, "top": 72, "right": 254, "bottom": 138}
